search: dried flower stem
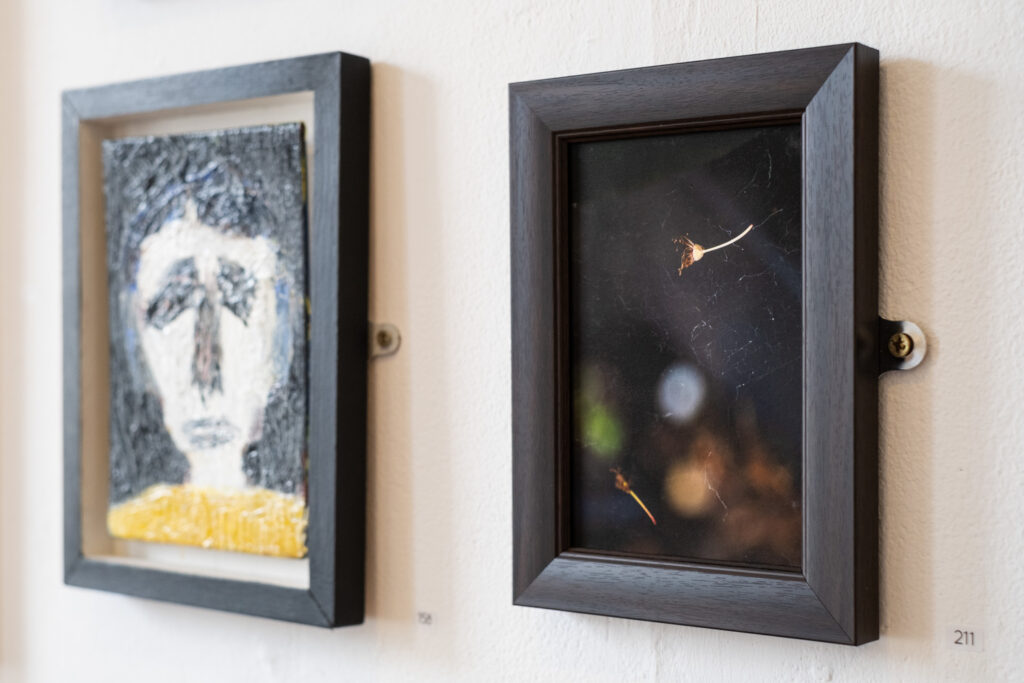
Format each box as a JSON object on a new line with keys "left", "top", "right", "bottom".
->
{"left": 611, "top": 468, "right": 657, "bottom": 525}
{"left": 701, "top": 223, "right": 754, "bottom": 254}
{"left": 673, "top": 223, "right": 754, "bottom": 274}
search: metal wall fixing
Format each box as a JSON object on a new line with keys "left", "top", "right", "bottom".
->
{"left": 879, "top": 317, "right": 927, "bottom": 374}
{"left": 370, "top": 322, "right": 402, "bottom": 358}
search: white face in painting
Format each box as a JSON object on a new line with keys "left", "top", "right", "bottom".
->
{"left": 134, "top": 203, "right": 287, "bottom": 490}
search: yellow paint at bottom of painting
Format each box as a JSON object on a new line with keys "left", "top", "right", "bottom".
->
{"left": 107, "top": 484, "right": 308, "bottom": 558}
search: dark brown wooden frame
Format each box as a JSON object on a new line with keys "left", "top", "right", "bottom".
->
{"left": 510, "top": 44, "right": 879, "bottom": 644}
{"left": 63, "top": 52, "right": 370, "bottom": 627}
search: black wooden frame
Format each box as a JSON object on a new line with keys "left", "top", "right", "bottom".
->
{"left": 62, "top": 52, "right": 370, "bottom": 627}
{"left": 510, "top": 44, "right": 879, "bottom": 644}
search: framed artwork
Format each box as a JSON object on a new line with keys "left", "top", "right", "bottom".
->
{"left": 510, "top": 44, "right": 880, "bottom": 644}
{"left": 63, "top": 52, "right": 370, "bottom": 626}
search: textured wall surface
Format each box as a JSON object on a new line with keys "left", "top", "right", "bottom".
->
{"left": 1, "top": 0, "right": 1022, "bottom": 680}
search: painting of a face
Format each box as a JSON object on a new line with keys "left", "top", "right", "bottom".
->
{"left": 135, "top": 205, "right": 288, "bottom": 490}
{"left": 102, "top": 123, "right": 308, "bottom": 557}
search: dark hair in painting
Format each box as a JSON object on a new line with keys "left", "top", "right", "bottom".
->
{"left": 103, "top": 124, "right": 308, "bottom": 503}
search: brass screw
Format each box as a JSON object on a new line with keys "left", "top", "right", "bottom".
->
{"left": 376, "top": 329, "right": 393, "bottom": 350}
{"left": 888, "top": 332, "right": 913, "bottom": 359}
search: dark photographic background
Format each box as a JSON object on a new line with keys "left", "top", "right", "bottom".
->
{"left": 569, "top": 124, "right": 803, "bottom": 570}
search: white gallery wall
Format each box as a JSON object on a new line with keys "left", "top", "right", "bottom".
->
{"left": 1, "top": 0, "right": 1022, "bottom": 680}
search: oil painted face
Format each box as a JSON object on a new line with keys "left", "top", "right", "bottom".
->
{"left": 134, "top": 203, "right": 287, "bottom": 489}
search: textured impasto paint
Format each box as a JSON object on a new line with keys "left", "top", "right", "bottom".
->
{"left": 102, "top": 124, "right": 308, "bottom": 557}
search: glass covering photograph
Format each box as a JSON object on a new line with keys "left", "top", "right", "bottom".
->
{"left": 569, "top": 124, "right": 802, "bottom": 570}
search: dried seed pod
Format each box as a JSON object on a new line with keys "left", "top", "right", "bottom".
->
{"left": 674, "top": 237, "right": 705, "bottom": 274}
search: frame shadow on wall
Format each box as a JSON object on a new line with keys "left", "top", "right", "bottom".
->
{"left": 363, "top": 62, "right": 458, "bottom": 663}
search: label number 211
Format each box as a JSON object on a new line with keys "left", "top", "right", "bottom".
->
{"left": 954, "top": 630, "right": 976, "bottom": 647}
